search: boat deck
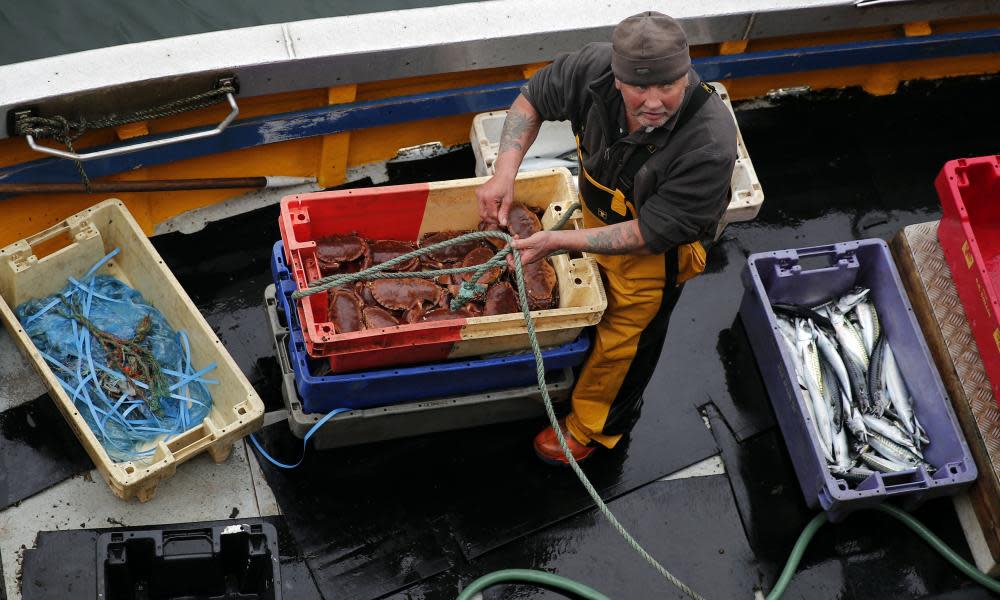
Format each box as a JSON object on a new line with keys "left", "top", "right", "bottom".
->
{"left": 2, "top": 73, "right": 1000, "bottom": 599}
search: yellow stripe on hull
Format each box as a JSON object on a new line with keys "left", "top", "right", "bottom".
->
{"left": 0, "top": 18, "right": 997, "bottom": 246}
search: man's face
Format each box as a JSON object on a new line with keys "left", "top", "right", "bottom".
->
{"left": 615, "top": 73, "right": 688, "bottom": 129}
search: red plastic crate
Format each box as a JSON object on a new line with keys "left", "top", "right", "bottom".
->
{"left": 277, "top": 169, "right": 605, "bottom": 373}
{"left": 936, "top": 155, "right": 1000, "bottom": 406}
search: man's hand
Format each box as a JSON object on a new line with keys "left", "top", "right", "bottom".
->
{"left": 506, "top": 221, "right": 652, "bottom": 269}
{"left": 476, "top": 94, "right": 543, "bottom": 226}
{"left": 508, "top": 231, "right": 557, "bottom": 267}
{"left": 476, "top": 173, "right": 515, "bottom": 226}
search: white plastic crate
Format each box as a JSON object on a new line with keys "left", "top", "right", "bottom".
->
{"left": 469, "top": 82, "right": 763, "bottom": 239}
{"left": 470, "top": 111, "right": 577, "bottom": 178}
{"left": 711, "top": 82, "right": 765, "bottom": 238}
{"left": 0, "top": 200, "right": 265, "bottom": 502}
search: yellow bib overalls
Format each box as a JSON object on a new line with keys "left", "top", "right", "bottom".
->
{"left": 565, "top": 143, "right": 708, "bottom": 449}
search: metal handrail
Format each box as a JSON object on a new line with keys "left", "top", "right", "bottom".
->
{"left": 23, "top": 92, "right": 239, "bottom": 162}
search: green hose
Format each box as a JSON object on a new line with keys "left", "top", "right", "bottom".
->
{"left": 459, "top": 503, "right": 1000, "bottom": 600}
{"left": 765, "top": 512, "right": 829, "bottom": 600}
{"left": 765, "top": 505, "right": 1000, "bottom": 600}
{"left": 455, "top": 569, "right": 612, "bottom": 600}
{"left": 876, "top": 504, "right": 1000, "bottom": 594}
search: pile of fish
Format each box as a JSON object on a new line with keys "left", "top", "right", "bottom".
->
{"left": 773, "top": 287, "right": 931, "bottom": 486}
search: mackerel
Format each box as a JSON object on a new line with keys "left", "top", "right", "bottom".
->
{"left": 820, "top": 350, "right": 852, "bottom": 471}
{"left": 868, "top": 431, "right": 923, "bottom": 467}
{"left": 859, "top": 451, "right": 912, "bottom": 473}
{"left": 861, "top": 414, "right": 920, "bottom": 455}
{"left": 914, "top": 413, "right": 930, "bottom": 450}
{"left": 883, "top": 345, "right": 916, "bottom": 437}
{"left": 797, "top": 319, "right": 834, "bottom": 461}
{"left": 825, "top": 305, "right": 872, "bottom": 412}
{"left": 842, "top": 391, "right": 869, "bottom": 443}
{"left": 820, "top": 353, "right": 844, "bottom": 432}
{"left": 832, "top": 425, "right": 853, "bottom": 472}
{"left": 834, "top": 287, "right": 870, "bottom": 315}
{"left": 814, "top": 326, "right": 852, "bottom": 404}
{"left": 867, "top": 332, "right": 889, "bottom": 417}
{"left": 855, "top": 301, "right": 877, "bottom": 355}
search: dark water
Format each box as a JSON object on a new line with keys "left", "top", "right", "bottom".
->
{"left": 0, "top": 1, "right": 485, "bottom": 66}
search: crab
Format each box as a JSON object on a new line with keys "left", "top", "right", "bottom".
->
{"left": 362, "top": 305, "right": 399, "bottom": 329}
{"left": 355, "top": 281, "right": 377, "bottom": 306}
{"left": 449, "top": 246, "right": 503, "bottom": 299}
{"left": 506, "top": 202, "right": 543, "bottom": 240}
{"left": 368, "top": 277, "right": 447, "bottom": 312}
{"left": 411, "top": 304, "right": 481, "bottom": 323}
{"left": 316, "top": 234, "right": 371, "bottom": 274}
{"left": 478, "top": 221, "right": 508, "bottom": 250}
{"left": 523, "top": 259, "right": 559, "bottom": 310}
{"left": 418, "top": 231, "right": 481, "bottom": 264}
{"left": 370, "top": 239, "right": 419, "bottom": 272}
{"left": 328, "top": 289, "right": 365, "bottom": 333}
{"left": 484, "top": 281, "right": 520, "bottom": 316}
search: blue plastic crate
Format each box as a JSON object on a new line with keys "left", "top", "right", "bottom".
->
{"left": 270, "top": 241, "right": 590, "bottom": 413}
{"left": 739, "top": 240, "right": 976, "bottom": 522}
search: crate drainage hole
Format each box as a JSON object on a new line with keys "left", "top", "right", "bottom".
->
{"left": 238, "top": 407, "right": 247, "bottom": 415}
{"left": 125, "top": 466, "right": 135, "bottom": 474}
{"left": 798, "top": 254, "right": 837, "bottom": 271}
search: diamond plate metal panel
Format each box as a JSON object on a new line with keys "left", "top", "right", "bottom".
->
{"left": 894, "top": 221, "right": 1000, "bottom": 561}
{"left": 905, "top": 222, "right": 1000, "bottom": 459}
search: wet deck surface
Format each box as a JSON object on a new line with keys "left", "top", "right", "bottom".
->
{"left": 3, "top": 73, "right": 1000, "bottom": 599}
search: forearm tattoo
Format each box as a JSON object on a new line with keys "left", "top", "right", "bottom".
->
{"left": 498, "top": 107, "right": 538, "bottom": 155}
{"left": 584, "top": 222, "right": 647, "bottom": 255}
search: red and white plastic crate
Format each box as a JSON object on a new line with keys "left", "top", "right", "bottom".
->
{"left": 278, "top": 168, "right": 607, "bottom": 373}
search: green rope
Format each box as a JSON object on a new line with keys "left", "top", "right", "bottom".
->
{"left": 292, "top": 202, "right": 705, "bottom": 600}
{"left": 13, "top": 84, "right": 238, "bottom": 142}
{"left": 291, "top": 202, "right": 581, "bottom": 302}
{"left": 57, "top": 300, "right": 168, "bottom": 417}
{"left": 13, "top": 83, "right": 237, "bottom": 194}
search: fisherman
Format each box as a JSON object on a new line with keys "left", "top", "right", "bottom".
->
{"left": 476, "top": 11, "right": 737, "bottom": 464}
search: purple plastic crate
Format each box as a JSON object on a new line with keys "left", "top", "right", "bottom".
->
{"left": 739, "top": 239, "right": 977, "bottom": 522}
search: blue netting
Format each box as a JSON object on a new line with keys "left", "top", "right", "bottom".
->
{"left": 15, "top": 249, "right": 217, "bottom": 463}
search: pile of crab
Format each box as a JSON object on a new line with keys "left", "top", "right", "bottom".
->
{"left": 312, "top": 202, "right": 559, "bottom": 334}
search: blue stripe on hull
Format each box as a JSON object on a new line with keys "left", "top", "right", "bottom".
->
{"left": 3, "top": 28, "right": 998, "bottom": 189}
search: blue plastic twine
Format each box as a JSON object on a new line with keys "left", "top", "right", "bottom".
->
{"left": 16, "top": 248, "right": 217, "bottom": 462}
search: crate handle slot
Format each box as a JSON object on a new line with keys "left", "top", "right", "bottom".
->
{"left": 793, "top": 244, "right": 839, "bottom": 259}
{"left": 165, "top": 425, "right": 214, "bottom": 461}
{"left": 24, "top": 221, "right": 75, "bottom": 249}
{"left": 797, "top": 253, "right": 837, "bottom": 272}
{"left": 783, "top": 244, "right": 852, "bottom": 273}
{"left": 275, "top": 334, "right": 293, "bottom": 374}
{"left": 880, "top": 468, "right": 931, "bottom": 493}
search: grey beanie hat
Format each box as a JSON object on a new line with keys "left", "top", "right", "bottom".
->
{"left": 612, "top": 11, "right": 690, "bottom": 85}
